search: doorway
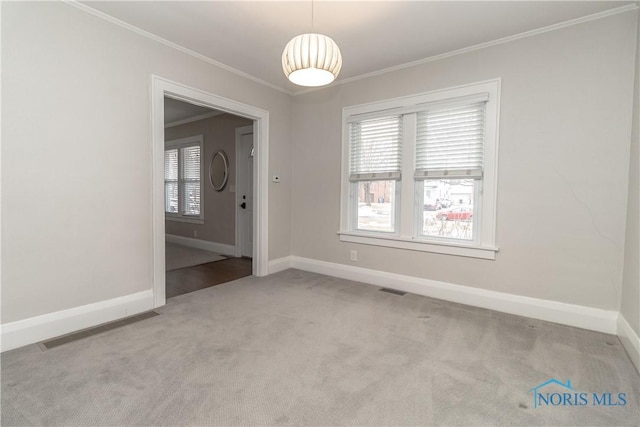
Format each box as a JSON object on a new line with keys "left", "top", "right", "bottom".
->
{"left": 152, "top": 75, "right": 270, "bottom": 308}
{"left": 163, "top": 99, "right": 254, "bottom": 299}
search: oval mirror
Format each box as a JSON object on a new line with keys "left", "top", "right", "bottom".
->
{"left": 209, "top": 150, "right": 229, "bottom": 191}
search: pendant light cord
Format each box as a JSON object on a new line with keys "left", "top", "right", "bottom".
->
{"left": 311, "top": 0, "right": 314, "bottom": 32}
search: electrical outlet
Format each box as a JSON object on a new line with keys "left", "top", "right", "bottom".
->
{"left": 350, "top": 250, "right": 357, "bottom": 262}
{"left": 193, "top": 230, "right": 198, "bottom": 238}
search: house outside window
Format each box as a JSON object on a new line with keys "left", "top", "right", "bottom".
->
{"left": 165, "top": 135, "right": 204, "bottom": 223}
{"left": 339, "top": 80, "right": 500, "bottom": 259}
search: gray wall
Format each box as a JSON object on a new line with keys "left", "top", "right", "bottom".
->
{"left": 1, "top": 2, "right": 292, "bottom": 323}
{"left": 164, "top": 114, "right": 251, "bottom": 246}
{"left": 621, "top": 11, "right": 640, "bottom": 337}
{"left": 291, "top": 12, "right": 638, "bottom": 311}
{"left": 2, "top": 1, "right": 638, "bottom": 331}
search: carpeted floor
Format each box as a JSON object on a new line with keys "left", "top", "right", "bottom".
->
{"left": 1, "top": 269, "right": 638, "bottom": 426}
{"left": 165, "top": 242, "right": 226, "bottom": 271}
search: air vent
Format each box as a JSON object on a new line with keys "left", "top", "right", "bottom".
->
{"left": 39, "top": 311, "right": 160, "bottom": 350}
{"left": 379, "top": 287, "right": 407, "bottom": 296}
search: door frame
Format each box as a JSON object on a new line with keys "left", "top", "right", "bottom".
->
{"left": 235, "top": 125, "right": 254, "bottom": 258}
{"left": 151, "top": 75, "right": 270, "bottom": 308}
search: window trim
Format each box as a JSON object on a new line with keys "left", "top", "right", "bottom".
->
{"left": 350, "top": 179, "right": 401, "bottom": 235}
{"left": 339, "top": 79, "right": 501, "bottom": 259}
{"left": 165, "top": 135, "right": 204, "bottom": 223}
{"left": 415, "top": 178, "right": 481, "bottom": 246}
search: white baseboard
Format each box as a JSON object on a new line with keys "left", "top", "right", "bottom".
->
{"left": 617, "top": 313, "right": 640, "bottom": 374}
{"left": 282, "top": 256, "right": 618, "bottom": 335}
{"left": 166, "top": 234, "right": 235, "bottom": 256}
{"left": 2, "top": 255, "right": 630, "bottom": 362}
{"left": 268, "top": 256, "right": 293, "bottom": 274}
{"left": 1, "top": 290, "right": 154, "bottom": 353}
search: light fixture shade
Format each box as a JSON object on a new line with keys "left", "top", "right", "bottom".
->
{"left": 282, "top": 33, "right": 342, "bottom": 87}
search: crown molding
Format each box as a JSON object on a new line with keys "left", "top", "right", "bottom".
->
{"left": 62, "top": 1, "right": 637, "bottom": 99}
{"left": 62, "top": 0, "right": 294, "bottom": 96}
{"left": 293, "top": 3, "right": 639, "bottom": 96}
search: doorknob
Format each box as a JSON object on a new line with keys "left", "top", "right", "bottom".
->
{"left": 240, "top": 202, "right": 246, "bottom": 209}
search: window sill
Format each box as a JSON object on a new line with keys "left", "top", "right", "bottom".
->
{"left": 338, "top": 231, "right": 498, "bottom": 260}
{"left": 165, "top": 215, "right": 204, "bottom": 225}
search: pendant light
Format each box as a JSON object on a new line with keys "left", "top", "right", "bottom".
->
{"left": 282, "top": 1, "right": 342, "bottom": 87}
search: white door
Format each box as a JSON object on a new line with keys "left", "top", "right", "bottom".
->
{"left": 236, "top": 129, "right": 254, "bottom": 258}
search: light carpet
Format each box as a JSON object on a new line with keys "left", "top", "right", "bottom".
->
{"left": 1, "top": 269, "right": 638, "bottom": 426}
{"left": 165, "top": 242, "right": 225, "bottom": 271}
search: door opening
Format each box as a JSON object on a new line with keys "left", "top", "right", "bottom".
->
{"left": 152, "top": 75, "right": 269, "bottom": 308}
{"left": 163, "top": 97, "right": 254, "bottom": 299}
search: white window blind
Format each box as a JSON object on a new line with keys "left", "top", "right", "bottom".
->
{"left": 165, "top": 135, "right": 203, "bottom": 219}
{"left": 164, "top": 149, "right": 179, "bottom": 213}
{"left": 181, "top": 145, "right": 201, "bottom": 216}
{"left": 349, "top": 116, "right": 403, "bottom": 181}
{"left": 415, "top": 100, "right": 486, "bottom": 179}
{"left": 340, "top": 80, "right": 500, "bottom": 258}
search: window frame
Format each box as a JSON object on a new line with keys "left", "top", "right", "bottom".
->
{"left": 350, "top": 179, "right": 401, "bottom": 235}
{"left": 339, "top": 79, "right": 501, "bottom": 260}
{"left": 165, "top": 135, "right": 204, "bottom": 224}
{"left": 415, "top": 178, "right": 481, "bottom": 245}
{"left": 348, "top": 114, "right": 404, "bottom": 235}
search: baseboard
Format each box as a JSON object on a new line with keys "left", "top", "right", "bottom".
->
{"left": 286, "top": 256, "right": 618, "bottom": 335}
{"left": 166, "top": 234, "right": 235, "bottom": 256}
{"left": 1, "top": 290, "right": 154, "bottom": 353}
{"left": 617, "top": 313, "right": 640, "bottom": 374}
{"left": 268, "top": 256, "right": 293, "bottom": 274}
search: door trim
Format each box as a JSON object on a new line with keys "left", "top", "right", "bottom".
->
{"left": 235, "top": 125, "right": 254, "bottom": 258}
{"left": 151, "top": 75, "right": 270, "bottom": 309}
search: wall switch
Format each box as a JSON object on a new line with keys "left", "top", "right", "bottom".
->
{"left": 350, "top": 250, "right": 357, "bottom": 262}
{"left": 272, "top": 175, "right": 281, "bottom": 183}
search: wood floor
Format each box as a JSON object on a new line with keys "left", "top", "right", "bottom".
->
{"left": 166, "top": 257, "right": 252, "bottom": 299}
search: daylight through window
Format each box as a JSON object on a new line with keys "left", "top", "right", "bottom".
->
{"left": 349, "top": 116, "right": 402, "bottom": 233}
{"left": 165, "top": 135, "right": 203, "bottom": 220}
{"left": 340, "top": 80, "right": 500, "bottom": 259}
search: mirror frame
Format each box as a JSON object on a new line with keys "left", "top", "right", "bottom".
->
{"left": 209, "top": 150, "right": 229, "bottom": 191}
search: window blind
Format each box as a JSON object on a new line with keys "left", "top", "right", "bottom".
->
{"left": 415, "top": 101, "right": 486, "bottom": 179}
{"left": 349, "top": 116, "right": 402, "bottom": 181}
{"left": 164, "top": 149, "right": 179, "bottom": 213}
{"left": 181, "top": 145, "right": 201, "bottom": 216}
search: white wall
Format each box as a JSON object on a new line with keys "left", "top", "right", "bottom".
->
{"left": 621, "top": 10, "right": 640, "bottom": 337}
{"left": 291, "top": 11, "right": 638, "bottom": 311}
{"left": 1, "top": 2, "right": 292, "bottom": 323}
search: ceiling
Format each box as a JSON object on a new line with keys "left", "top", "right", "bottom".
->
{"left": 164, "top": 97, "right": 218, "bottom": 124}
{"left": 82, "top": 1, "right": 635, "bottom": 94}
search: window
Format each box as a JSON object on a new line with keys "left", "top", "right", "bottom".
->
{"left": 340, "top": 80, "right": 500, "bottom": 259}
{"left": 165, "top": 135, "right": 203, "bottom": 222}
{"left": 349, "top": 116, "right": 402, "bottom": 233}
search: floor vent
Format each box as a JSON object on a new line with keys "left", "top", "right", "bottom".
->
{"left": 379, "top": 287, "right": 407, "bottom": 296}
{"left": 38, "top": 311, "right": 160, "bottom": 351}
